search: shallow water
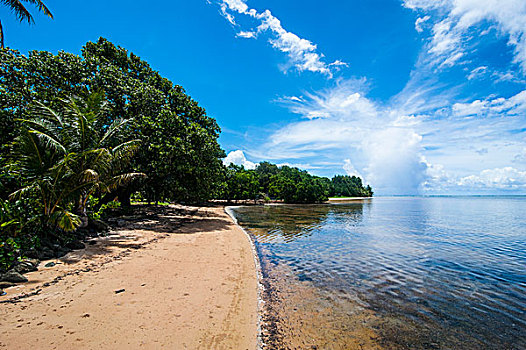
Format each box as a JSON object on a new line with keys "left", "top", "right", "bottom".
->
{"left": 232, "top": 197, "right": 526, "bottom": 349}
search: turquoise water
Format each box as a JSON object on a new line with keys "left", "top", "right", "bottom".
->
{"left": 232, "top": 197, "right": 526, "bottom": 349}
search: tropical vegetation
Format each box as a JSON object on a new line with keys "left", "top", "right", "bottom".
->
{"left": 216, "top": 162, "right": 373, "bottom": 203}
{"left": 0, "top": 38, "right": 372, "bottom": 273}
{"left": 0, "top": 38, "right": 224, "bottom": 271}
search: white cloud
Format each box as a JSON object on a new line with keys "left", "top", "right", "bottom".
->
{"left": 223, "top": 150, "right": 257, "bottom": 169}
{"left": 236, "top": 31, "right": 256, "bottom": 38}
{"left": 278, "top": 79, "right": 377, "bottom": 121}
{"left": 364, "top": 129, "right": 428, "bottom": 195}
{"left": 421, "top": 161, "right": 456, "bottom": 192}
{"left": 259, "top": 83, "right": 431, "bottom": 194}
{"left": 458, "top": 167, "right": 526, "bottom": 190}
{"left": 415, "top": 15, "right": 431, "bottom": 33}
{"left": 329, "top": 60, "right": 349, "bottom": 67}
{"left": 343, "top": 159, "right": 363, "bottom": 179}
{"left": 513, "top": 148, "right": 526, "bottom": 163}
{"left": 467, "top": 66, "right": 488, "bottom": 80}
{"left": 452, "top": 99, "right": 487, "bottom": 116}
{"left": 404, "top": 0, "right": 526, "bottom": 71}
{"left": 422, "top": 163, "right": 526, "bottom": 192}
{"left": 252, "top": 81, "right": 526, "bottom": 194}
{"left": 214, "top": 0, "right": 345, "bottom": 76}
{"left": 452, "top": 90, "right": 526, "bottom": 116}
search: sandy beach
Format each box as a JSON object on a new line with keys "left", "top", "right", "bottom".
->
{"left": 0, "top": 205, "right": 258, "bottom": 349}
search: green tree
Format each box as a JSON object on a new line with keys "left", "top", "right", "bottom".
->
{"left": 218, "top": 162, "right": 370, "bottom": 204}
{"left": 220, "top": 164, "right": 260, "bottom": 202}
{"left": 11, "top": 93, "right": 143, "bottom": 230}
{"left": 331, "top": 175, "right": 371, "bottom": 197}
{"left": 255, "top": 161, "right": 279, "bottom": 194}
{"left": 0, "top": 0, "right": 53, "bottom": 48}
{"left": 0, "top": 38, "right": 225, "bottom": 204}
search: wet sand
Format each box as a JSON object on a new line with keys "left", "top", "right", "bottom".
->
{"left": 258, "top": 248, "right": 383, "bottom": 350}
{"left": 0, "top": 205, "right": 258, "bottom": 349}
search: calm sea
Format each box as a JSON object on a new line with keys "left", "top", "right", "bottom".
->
{"left": 231, "top": 197, "right": 526, "bottom": 350}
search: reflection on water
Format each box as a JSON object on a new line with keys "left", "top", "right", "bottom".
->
{"left": 234, "top": 203, "right": 365, "bottom": 243}
{"left": 233, "top": 197, "right": 526, "bottom": 349}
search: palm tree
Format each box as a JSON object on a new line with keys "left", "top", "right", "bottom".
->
{"left": 11, "top": 92, "right": 144, "bottom": 231}
{"left": 1, "top": 0, "right": 53, "bottom": 48}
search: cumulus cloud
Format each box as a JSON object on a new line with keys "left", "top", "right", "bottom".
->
{"left": 421, "top": 164, "right": 526, "bottom": 192}
{"left": 364, "top": 129, "right": 428, "bottom": 195}
{"left": 343, "top": 159, "right": 363, "bottom": 179}
{"left": 452, "top": 90, "right": 526, "bottom": 116}
{"left": 403, "top": 0, "right": 526, "bottom": 71}
{"left": 214, "top": 0, "right": 345, "bottom": 76}
{"left": 254, "top": 81, "right": 526, "bottom": 194}
{"left": 223, "top": 150, "right": 257, "bottom": 169}
{"left": 458, "top": 167, "right": 526, "bottom": 190}
{"left": 260, "top": 83, "right": 431, "bottom": 194}
{"left": 421, "top": 161, "right": 456, "bottom": 192}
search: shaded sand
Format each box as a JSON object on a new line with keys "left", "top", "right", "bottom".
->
{"left": 0, "top": 205, "right": 258, "bottom": 349}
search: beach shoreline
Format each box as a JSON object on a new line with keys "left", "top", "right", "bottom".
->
{"left": 224, "top": 206, "right": 265, "bottom": 350}
{"left": 0, "top": 205, "right": 258, "bottom": 349}
{"left": 327, "top": 197, "right": 372, "bottom": 202}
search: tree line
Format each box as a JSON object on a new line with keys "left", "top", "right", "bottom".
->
{"left": 215, "top": 162, "right": 373, "bottom": 203}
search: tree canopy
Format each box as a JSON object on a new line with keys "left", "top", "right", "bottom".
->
{"left": 0, "top": 38, "right": 225, "bottom": 271}
{"left": 0, "top": 38, "right": 225, "bottom": 204}
{"left": 216, "top": 162, "right": 373, "bottom": 203}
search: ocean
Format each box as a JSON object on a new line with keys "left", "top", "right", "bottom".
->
{"left": 231, "top": 196, "right": 526, "bottom": 349}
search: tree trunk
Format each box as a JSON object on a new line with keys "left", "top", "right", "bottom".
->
{"left": 77, "top": 195, "right": 89, "bottom": 228}
{"left": 117, "top": 187, "right": 131, "bottom": 207}
{"left": 0, "top": 20, "right": 4, "bottom": 49}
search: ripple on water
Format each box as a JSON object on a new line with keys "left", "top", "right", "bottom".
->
{"left": 234, "top": 197, "right": 526, "bottom": 350}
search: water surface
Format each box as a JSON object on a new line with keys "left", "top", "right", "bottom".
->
{"left": 232, "top": 197, "right": 526, "bottom": 349}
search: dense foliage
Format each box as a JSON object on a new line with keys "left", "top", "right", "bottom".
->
{"left": 216, "top": 162, "right": 373, "bottom": 203}
{"left": 0, "top": 38, "right": 224, "bottom": 271}
{"left": 0, "top": 38, "right": 225, "bottom": 204}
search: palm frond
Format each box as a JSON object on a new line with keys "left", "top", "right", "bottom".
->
{"left": 25, "top": 0, "right": 53, "bottom": 18}
{"left": 50, "top": 210, "right": 81, "bottom": 232}
{"left": 2, "top": 0, "right": 33, "bottom": 23}
{"left": 17, "top": 117, "right": 59, "bottom": 135}
{"left": 16, "top": 129, "right": 45, "bottom": 173}
{"left": 31, "top": 101, "right": 64, "bottom": 127}
{"left": 9, "top": 184, "right": 37, "bottom": 200}
{"left": 28, "top": 130, "right": 67, "bottom": 155}
{"left": 111, "top": 139, "right": 141, "bottom": 169}
{"left": 107, "top": 172, "right": 146, "bottom": 192}
{"left": 84, "top": 148, "right": 113, "bottom": 175}
{"left": 99, "top": 118, "right": 130, "bottom": 147}
{"left": 81, "top": 169, "right": 99, "bottom": 182}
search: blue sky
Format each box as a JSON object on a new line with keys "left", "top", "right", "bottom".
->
{"left": 3, "top": 0, "right": 526, "bottom": 195}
